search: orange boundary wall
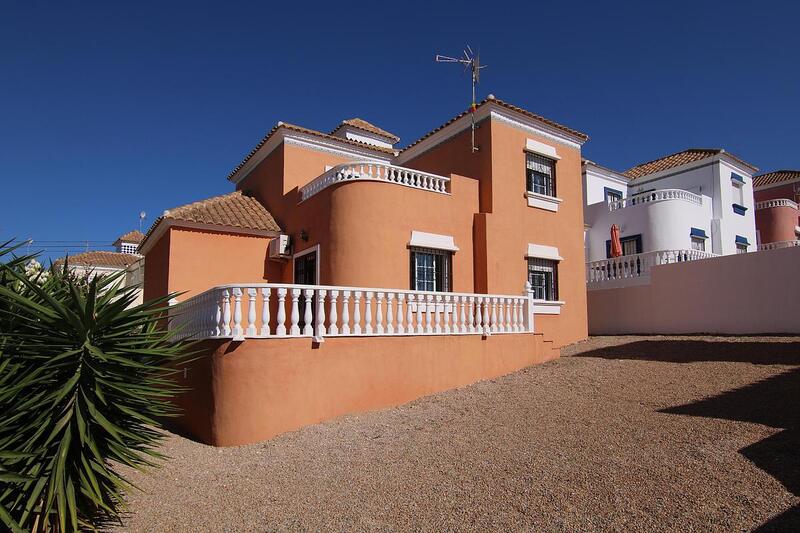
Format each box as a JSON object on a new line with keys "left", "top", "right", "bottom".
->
{"left": 173, "top": 333, "right": 557, "bottom": 447}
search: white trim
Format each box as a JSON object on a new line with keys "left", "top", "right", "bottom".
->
{"left": 525, "top": 138, "right": 560, "bottom": 160}
{"left": 230, "top": 129, "right": 394, "bottom": 185}
{"left": 489, "top": 108, "right": 583, "bottom": 149}
{"left": 138, "top": 219, "right": 280, "bottom": 256}
{"left": 526, "top": 244, "right": 563, "bottom": 261}
{"left": 532, "top": 300, "right": 564, "bottom": 315}
{"left": 408, "top": 231, "right": 459, "bottom": 252}
{"left": 292, "top": 244, "right": 320, "bottom": 285}
{"left": 526, "top": 191, "right": 563, "bottom": 212}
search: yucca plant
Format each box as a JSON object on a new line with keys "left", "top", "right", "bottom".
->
{"left": 0, "top": 243, "right": 190, "bottom": 531}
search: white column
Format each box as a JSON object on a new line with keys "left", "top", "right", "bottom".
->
{"left": 341, "top": 291, "right": 351, "bottom": 335}
{"left": 260, "top": 287, "right": 271, "bottom": 336}
{"left": 490, "top": 297, "right": 498, "bottom": 333}
{"left": 328, "top": 290, "right": 339, "bottom": 335}
{"left": 386, "top": 293, "right": 395, "bottom": 334}
{"left": 246, "top": 288, "right": 257, "bottom": 336}
{"left": 215, "top": 291, "right": 223, "bottom": 337}
{"left": 505, "top": 298, "right": 512, "bottom": 333}
{"left": 398, "top": 293, "right": 407, "bottom": 334}
{"left": 276, "top": 288, "right": 287, "bottom": 336}
{"left": 459, "top": 296, "right": 468, "bottom": 333}
{"left": 232, "top": 287, "right": 243, "bottom": 338}
{"left": 375, "top": 292, "right": 385, "bottom": 334}
{"left": 222, "top": 289, "right": 232, "bottom": 336}
{"left": 290, "top": 288, "right": 301, "bottom": 335}
{"left": 434, "top": 295, "right": 442, "bottom": 333}
{"left": 482, "top": 297, "right": 490, "bottom": 335}
{"left": 364, "top": 291, "right": 373, "bottom": 335}
{"left": 512, "top": 297, "right": 519, "bottom": 333}
{"left": 425, "top": 294, "right": 434, "bottom": 334}
{"left": 303, "top": 288, "right": 314, "bottom": 336}
{"left": 524, "top": 281, "right": 534, "bottom": 332}
{"left": 414, "top": 294, "right": 424, "bottom": 334}
{"left": 316, "top": 289, "right": 327, "bottom": 337}
{"left": 353, "top": 291, "right": 362, "bottom": 335}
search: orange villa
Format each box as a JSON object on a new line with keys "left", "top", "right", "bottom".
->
{"left": 140, "top": 96, "right": 590, "bottom": 446}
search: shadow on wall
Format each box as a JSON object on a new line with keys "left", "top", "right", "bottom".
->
{"left": 576, "top": 338, "right": 800, "bottom": 531}
{"left": 571, "top": 338, "right": 800, "bottom": 366}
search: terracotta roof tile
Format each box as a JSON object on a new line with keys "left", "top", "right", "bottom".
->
{"left": 140, "top": 191, "right": 282, "bottom": 248}
{"left": 227, "top": 122, "right": 395, "bottom": 181}
{"left": 56, "top": 251, "right": 141, "bottom": 269}
{"left": 753, "top": 170, "right": 800, "bottom": 188}
{"left": 116, "top": 230, "right": 145, "bottom": 244}
{"left": 332, "top": 118, "right": 399, "bottom": 142}
{"left": 625, "top": 148, "right": 758, "bottom": 180}
{"left": 401, "top": 96, "right": 589, "bottom": 153}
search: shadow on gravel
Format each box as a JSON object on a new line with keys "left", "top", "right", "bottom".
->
{"left": 572, "top": 339, "right": 800, "bottom": 365}
{"left": 660, "top": 365, "right": 800, "bottom": 532}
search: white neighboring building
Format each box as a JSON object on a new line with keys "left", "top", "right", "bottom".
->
{"left": 583, "top": 149, "right": 758, "bottom": 286}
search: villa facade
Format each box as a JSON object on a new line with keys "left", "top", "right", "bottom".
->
{"left": 583, "top": 149, "right": 759, "bottom": 288}
{"left": 752, "top": 170, "right": 800, "bottom": 250}
{"left": 140, "top": 96, "right": 590, "bottom": 445}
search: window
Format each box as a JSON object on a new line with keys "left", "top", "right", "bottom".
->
{"left": 410, "top": 247, "right": 452, "bottom": 292}
{"left": 605, "top": 188, "right": 623, "bottom": 203}
{"left": 527, "top": 258, "right": 558, "bottom": 301}
{"left": 691, "top": 237, "right": 706, "bottom": 251}
{"left": 526, "top": 153, "right": 556, "bottom": 197}
{"left": 736, "top": 243, "right": 748, "bottom": 254}
{"left": 605, "top": 234, "right": 642, "bottom": 258}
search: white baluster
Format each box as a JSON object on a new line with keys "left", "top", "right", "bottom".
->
{"left": 468, "top": 296, "right": 476, "bottom": 333}
{"left": 365, "top": 291, "right": 373, "bottom": 335}
{"left": 512, "top": 298, "right": 520, "bottom": 332}
{"left": 375, "top": 292, "right": 384, "bottom": 334}
{"left": 496, "top": 298, "right": 505, "bottom": 333}
{"left": 246, "top": 288, "right": 257, "bottom": 336}
{"left": 490, "top": 297, "right": 498, "bottom": 333}
{"left": 215, "top": 291, "right": 223, "bottom": 337}
{"left": 425, "top": 294, "right": 434, "bottom": 333}
{"left": 260, "top": 287, "right": 271, "bottom": 336}
{"left": 353, "top": 291, "right": 362, "bottom": 335}
{"left": 397, "top": 293, "right": 406, "bottom": 334}
{"left": 316, "top": 289, "right": 327, "bottom": 337}
{"left": 328, "top": 290, "right": 339, "bottom": 335}
{"left": 222, "top": 289, "right": 232, "bottom": 336}
{"left": 505, "top": 298, "right": 512, "bottom": 333}
{"left": 290, "top": 288, "right": 301, "bottom": 335}
{"left": 434, "top": 294, "right": 442, "bottom": 333}
{"left": 341, "top": 291, "right": 351, "bottom": 335}
{"left": 232, "top": 288, "right": 243, "bottom": 338}
{"left": 276, "top": 288, "right": 287, "bottom": 336}
{"left": 414, "top": 294, "right": 424, "bottom": 333}
{"left": 303, "top": 289, "right": 314, "bottom": 336}
{"left": 444, "top": 294, "right": 453, "bottom": 333}
{"left": 482, "top": 297, "right": 491, "bottom": 335}
{"left": 386, "top": 293, "right": 395, "bottom": 334}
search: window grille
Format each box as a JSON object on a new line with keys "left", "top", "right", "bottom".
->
{"left": 526, "top": 153, "right": 556, "bottom": 197}
{"left": 527, "top": 258, "right": 558, "bottom": 301}
{"left": 410, "top": 247, "right": 452, "bottom": 292}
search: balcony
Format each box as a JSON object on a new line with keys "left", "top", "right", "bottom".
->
{"left": 169, "top": 283, "right": 535, "bottom": 342}
{"left": 586, "top": 249, "right": 717, "bottom": 287}
{"left": 755, "top": 199, "right": 799, "bottom": 210}
{"left": 608, "top": 189, "right": 703, "bottom": 211}
{"left": 757, "top": 240, "right": 800, "bottom": 251}
{"left": 300, "top": 161, "right": 450, "bottom": 201}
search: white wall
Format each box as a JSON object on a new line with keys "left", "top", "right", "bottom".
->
{"left": 716, "top": 161, "right": 758, "bottom": 255}
{"left": 583, "top": 166, "right": 628, "bottom": 206}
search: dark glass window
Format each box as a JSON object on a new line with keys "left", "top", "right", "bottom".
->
{"left": 527, "top": 258, "right": 558, "bottom": 301}
{"left": 410, "top": 247, "right": 452, "bottom": 292}
{"left": 526, "top": 153, "right": 556, "bottom": 197}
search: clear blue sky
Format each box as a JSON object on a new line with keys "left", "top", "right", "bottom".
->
{"left": 2, "top": 1, "right": 797, "bottom": 260}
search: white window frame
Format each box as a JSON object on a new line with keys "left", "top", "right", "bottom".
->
{"left": 525, "top": 244, "right": 565, "bottom": 314}
{"left": 292, "top": 244, "right": 320, "bottom": 285}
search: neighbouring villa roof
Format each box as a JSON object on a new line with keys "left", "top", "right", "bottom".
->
{"left": 625, "top": 148, "right": 758, "bottom": 180}
{"left": 331, "top": 118, "right": 400, "bottom": 142}
{"left": 141, "top": 191, "right": 282, "bottom": 248}
{"left": 753, "top": 170, "right": 800, "bottom": 188}
{"left": 114, "top": 229, "right": 145, "bottom": 244}
{"left": 55, "top": 251, "right": 141, "bottom": 270}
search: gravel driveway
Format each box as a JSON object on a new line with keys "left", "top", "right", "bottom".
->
{"left": 114, "top": 335, "right": 800, "bottom": 532}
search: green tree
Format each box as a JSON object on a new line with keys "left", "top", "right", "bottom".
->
{"left": 0, "top": 243, "right": 190, "bottom": 531}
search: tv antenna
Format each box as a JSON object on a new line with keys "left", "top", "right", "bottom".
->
{"left": 139, "top": 211, "right": 147, "bottom": 232}
{"left": 435, "top": 45, "right": 487, "bottom": 152}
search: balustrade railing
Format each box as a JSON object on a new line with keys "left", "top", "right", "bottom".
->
{"left": 169, "top": 283, "right": 534, "bottom": 342}
{"left": 608, "top": 189, "right": 703, "bottom": 211}
{"left": 586, "top": 249, "right": 717, "bottom": 284}
{"left": 755, "top": 199, "right": 799, "bottom": 210}
{"left": 299, "top": 161, "right": 450, "bottom": 201}
{"left": 757, "top": 240, "right": 800, "bottom": 251}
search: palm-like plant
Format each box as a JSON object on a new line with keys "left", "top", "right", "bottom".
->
{"left": 0, "top": 243, "right": 190, "bottom": 531}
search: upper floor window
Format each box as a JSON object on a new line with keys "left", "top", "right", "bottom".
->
{"left": 735, "top": 235, "right": 749, "bottom": 254}
{"left": 527, "top": 258, "right": 558, "bottom": 301}
{"left": 410, "top": 247, "right": 451, "bottom": 292}
{"left": 691, "top": 237, "right": 706, "bottom": 251}
{"left": 526, "top": 153, "right": 556, "bottom": 197}
{"left": 605, "top": 187, "right": 623, "bottom": 204}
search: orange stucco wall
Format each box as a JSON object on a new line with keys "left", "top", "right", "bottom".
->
{"left": 174, "top": 333, "right": 556, "bottom": 447}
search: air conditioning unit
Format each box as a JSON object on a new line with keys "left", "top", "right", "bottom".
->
{"left": 268, "top": 234, "right": 291, "bottom": 261}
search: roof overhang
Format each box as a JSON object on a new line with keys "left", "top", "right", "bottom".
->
{"left": 628, "top": 153, "right": 757, "bottom": 188}
{"left": 138, "top": 219, "right": 281, "bottom": 256}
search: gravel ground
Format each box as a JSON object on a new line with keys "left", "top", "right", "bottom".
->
{"left": 114, "top": 335, "right": 800, "bottom": 532}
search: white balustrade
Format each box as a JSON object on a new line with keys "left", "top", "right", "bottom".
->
{"left": 758, "top": 239, "right": 800, "bottom": 251}
{"left": 168, "top": 283, "right": 535, "bottom": 342}
{"left": 586, "top": 249, "right": 718, "bottom": 284}
{"left": 299, "top": 161, "right": 451, "bottom": 201}
{"left": 755, "top": 199, "right": 799, "bottom": 210}
{"left": 608, "top": 189, "right": 703, "bottom": 211}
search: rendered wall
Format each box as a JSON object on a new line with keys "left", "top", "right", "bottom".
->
{"left": 583, "top": 167, "right": 627, "bottom": 206}
{"left": 588, "top": 246, "right": 800, "bottom": 334}
{"left": 173, "top": 332, "right": 556, "bottom": 447}
{"left": 755, "top": 205, "right": 799, "bottom": 243}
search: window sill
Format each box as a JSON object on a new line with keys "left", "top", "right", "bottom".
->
{"left": 732, "top": 203, "right": 748, "bottom": 216}
{"left": 526, "top": 192, "right": 563, "bottom": 212}
{"left": 532, "top": 300, "right": 565, "bottom": 315}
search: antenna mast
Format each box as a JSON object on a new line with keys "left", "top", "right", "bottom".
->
{"left": 435, "top": 45, "right": 487, "bottom": 152}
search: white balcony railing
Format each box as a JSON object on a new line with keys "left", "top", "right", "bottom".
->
{"left": 300, "top": 161, "right": 450, "bottom": 201}
{"left": 169, "top": 283, "right": 535, "bottom": 342}
{"left": 609, "top": 189, "right": 703, "bottom": 211}
{"left": 755, "top": 199, "right": 799, "bottom": 210}
{"left": 586, "top": 249, "right": 717, "bottom": 284}
{"left": 758, "top": 240, "right": 800, "bottom": 251}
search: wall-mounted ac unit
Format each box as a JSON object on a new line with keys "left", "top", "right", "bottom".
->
{"left": 268, "top": 234, "right": 291, "bottom": 261}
